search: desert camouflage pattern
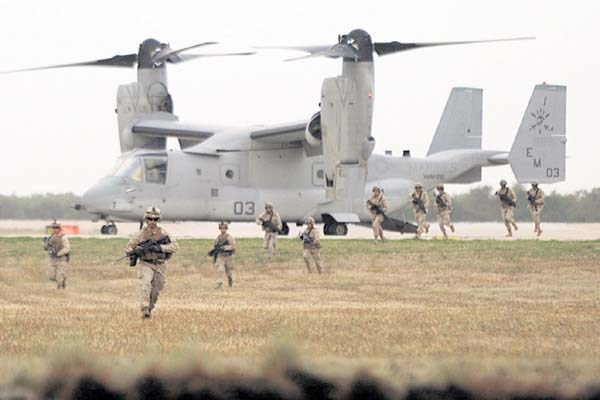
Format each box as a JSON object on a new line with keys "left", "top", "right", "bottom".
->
{"left": 126, "top": 225, "right": 178, "bottom": 310}
{"left": 366, "top": 194, "right": 388, "bottom": 241}
{"left": 302, "top": 227, "right": 322, "bottom": 274}
{"left": 46, "top": 233, "right": 70, "bottom": 289}
{"left": 408, "top": 190, "right": 430, "bottom": 238}
{"left": 214, "top": 232, "right": 236, "bottom": 287}
{"left": 527, "top": 187, "right": 545, "bottom": 236}
{"left": 256, "top": 210, "right": 282, "bottom": 258}
{"left": 496, "top": 186, "right": 518, "bottom": 236}
{"left": 435, "top": 191, "right": 455, "bottom": 238}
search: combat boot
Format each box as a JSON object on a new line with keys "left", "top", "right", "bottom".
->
{"left": 228, "top": 277, "right": 234, "bottom": 288}
{"left": 215, "top": 282, "right": 223, "bottom": 289}
{"left": 142, "top": 306, "right": 151, "bottom": 319}
{"left": 450, "top": 224, "right": 455, "bottom": 233}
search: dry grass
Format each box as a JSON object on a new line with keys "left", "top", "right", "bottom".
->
{"left": 0, "top": 237, "right": 599, "bottom": 392}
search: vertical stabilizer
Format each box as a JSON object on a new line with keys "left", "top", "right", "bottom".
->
{"left": 427, "top": 87, "right": 482, "bottom": 156}
{"left": 509, "top": 84, "right": 566, "bottom": 183}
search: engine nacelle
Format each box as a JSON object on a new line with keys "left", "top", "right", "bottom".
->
{"left": 305, "top": 111, "right": 322, "bottom": 147}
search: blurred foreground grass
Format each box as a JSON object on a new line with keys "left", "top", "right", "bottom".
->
{"left": 0, "top": 237, "right": 599, "bottom": 391}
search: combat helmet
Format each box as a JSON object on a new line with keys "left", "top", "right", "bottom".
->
{"left": 436, "top": 183, "right": 444, "bottom": 191}
{"left": 414, "top": 182, "right": 423, "bottom": 189}
{"left": 305, "top": 217, "right": 315, "bottom": 225}
{"left": 500, "top": 179, "right": 507, "bottom": 186}
{"left": 144, "top": 206, "right": 161, "bottom": 220}
{"left": 531, "top": 179, "right": 539, "bottom": 186}
{"left": 219, "top": 221, "right": 229, "bottom": 229}
{"left": 50, "top": 220, "right": 61, "bottom": 229}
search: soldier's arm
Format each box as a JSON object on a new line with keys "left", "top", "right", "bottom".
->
{"left": 274, "top": 213, "right": 283, "bottom": 230}
{"left": 423, "top": 192, "right": 430, "bottom": 208}
{"left": 311, "top": 230, "right": 321, "bottom": 246}
{"left": 381, "top": 197, "right": 389, "bottom": 212}
{"left": 510, "top": 189, "right": 517, "bottom": 201}
{"left": 160, "top": 232, "right": 179, "bottom": 253}
{"left": 223, "top": 235, "right": 236, "bottom": 252}
{"left": 56, "top": 236, "right": 71, "bottom": 257}
{"left": 125, "top": 232, "right": 141, "bottom": 253}
{"left": 255, "top": 213, "right": 265, "bottom": 224}
{"left": 445, "top": 193, "right": 452, "bottom": 209}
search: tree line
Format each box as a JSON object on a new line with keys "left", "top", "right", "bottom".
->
{"left": 1, "top": 187, "right": 599, "bottom": 222}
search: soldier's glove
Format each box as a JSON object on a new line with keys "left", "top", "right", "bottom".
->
{"left": 49, "top": 250, "right": 57, "bottom": 257}
{"left": 133, "top": 246, "right": 145, "bottom": 256}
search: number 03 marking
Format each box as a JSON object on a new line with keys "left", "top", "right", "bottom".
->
{"left": 233, "top": 201, "right": 255, "bottom": 215}
{"left": 546, "top": 168, "right": 560, "bottom": 178}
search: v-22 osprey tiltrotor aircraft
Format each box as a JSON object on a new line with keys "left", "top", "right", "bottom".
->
{"left": 4, "top": 30, "right": 566, "bottom": 235}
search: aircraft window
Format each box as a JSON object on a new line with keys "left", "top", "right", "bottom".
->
{"left": 107, "top": 158, "right": 126, "bottom": 176}
{"left": 225, "top": 169, "right": 235, "bottom": 179}
{"left": 144, "top": 157, "right": 168, "bottom": 184}
{"left": 196, "top": 168, "right": 202, "bottom": 176}
{"left": 317, "top": 169, "right": 324, "bottom": 179}
{"left": 114, "top": 158, "right": 142, "bottom": 182}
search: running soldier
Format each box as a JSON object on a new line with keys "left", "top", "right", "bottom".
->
{"left": 44, "top": 220, "right": 71, "bottom": 289}
{"left": 210, "top": 222, "right": 237, "bottom": 288}
{"left": 495, "top": 179, "right": 518, "bottom": 237}
{"left": 366, "top": 186, "right": 388, "bottom": 243}
{"left": 256, "top": 202, "right": 282, "bottom": 259}
{"left": 299, "top": 218, "right": 322, "bottom": 274}
{"left": 434, "top": 184, "right": 455, "bottom": 239}
{"left": 125, "top": 207, "right": 178, "bottom": 319}
{"left": 408, "top": 183, "right": 430, "bottom": 238}
{"left": 527, "top": 180, "right": 545, "bottom": 236}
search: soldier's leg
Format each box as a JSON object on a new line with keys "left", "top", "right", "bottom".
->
{"left": 264, "top": 233, "right": 274, "bottom": 258}
{"left": 149, "top": 271, "right": 166, "bottom": 311}
{"left": 371, "top": 218, "right": 379, "bottom": 240}
{"left": 508, "top": 207, "right": 518, "bottom": 230}
{"left": 56, "top": 263, "right": 67, "bottom": 289}
{"left": 311, "top": 249, "right": 322, "bottom": 274}
{"left": 48, "top": 264, "right": 57, "bottom": 282}
{"left": 215, "top": 257, "right": 225, "bottom": 288}
{"left": 438, "top": 214, "right": 447, "bottom": 238}
{"left": 376, "top": 215, "right": 385, "bottom": 240}
{"left": 502, "top": 208, "right": 512, "bottom": 236}
{"left": 138, "top": 264, "right": 154, "bottom": 310}
{"left": 534, "top": 208, "right": 543, "bottom": 236}
{"left": 225, "top": 257, "right": 234, "bottom": 287}
{"left": 302, "top": 249, "right": 312, "bottom": 273}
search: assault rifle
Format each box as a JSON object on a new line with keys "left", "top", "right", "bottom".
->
{"left": 368, "top": 201, "right": 385, "bottom": 215}
{"left": 116, "top": 235, "right": 171, "bottom": 267}
{"left": 261, "top": 220, "right": 283, "bottom": 234}
{"left": 299, "top": 231, "right": 313, "bottom": 245}
{"left": 498, "top": 192, "right": 517, "bottom": 208}
{"left": 43, "top": 236, "right": 70, "bottom": 262}
{"left": 412, "top": 195, "right": 427, "bottom": 213}
{"left": 208, "top": 240, "right": 230, "bottom": 262}
{"left": 435, "top": 194, "right": 447, "bottom": 210}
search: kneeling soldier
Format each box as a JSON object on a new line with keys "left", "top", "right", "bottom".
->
{"left": 211, "top": 222, "right": 237, "bottom": 288}
{"left": 300, "top": 218, "right": 322, "bottom": 274}
{"left": 44, "top": 220, "right": 71, "bottom": 289}
{"left": 125, "top": 207, "right": 178, "bottom": 319}
{"left": 435, "top": 184, "right": 455, "bottom": 239}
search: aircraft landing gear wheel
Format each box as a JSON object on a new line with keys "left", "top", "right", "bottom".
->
{"left": 332, "top": 222, "right": 348, "bottom": 236}
{"left": 280, "top": 222, "right": 290, "bottom": 236}
{"left": 101, "top": 223, "right": 118, "bottom": 235}
{"left": 323, "top": 223, "right": 332, "bottom": 236}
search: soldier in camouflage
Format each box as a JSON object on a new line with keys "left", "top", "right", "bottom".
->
{"left": 125, "top": 207, "right": 178, "bottom": 319}
{"left": 44, "top": 220, "right": 71, "bottom": 289}
{"left": 408, "top": 183, "right": 430, "bottom": 239}
{"left": 527, "top": 180, "right": 545, "bottom": 236}
{"left": 256, "top": 202, "right": 282, "bottom": 259}
{"left": 366, "top": 186, "right": 388, "bottom": 243}
{"left": 434, "top": 184, "right": 455, "bottom": 239}
{"left": 213, "top": 222, "right": 237, "bottom": 288}
{"left": 495, "top": 179, "right": 518, "bottom": 237}
{"left": 300, "top": 217, "right": 322, "bottom": 274}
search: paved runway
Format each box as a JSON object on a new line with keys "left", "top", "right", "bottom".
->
{"left": 1, "top": 220, "right": 599, "bottom": 240}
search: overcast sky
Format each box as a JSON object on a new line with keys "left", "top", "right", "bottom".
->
{"left": 1, "top": 0, "right": 597, "bottom": 195}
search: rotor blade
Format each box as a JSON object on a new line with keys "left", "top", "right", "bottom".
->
{"left": 153, "top": 41, "right": 218, "bottom": 63}
{"left": 167, "top": 52, "right": 256, "bottom": 64}
{"left": 373, "top": 37, "right": 535, "bottom": 56}
{"left": 0, "top": 54, "right": 138, "bottom": 74}
{"left": 254, "top": 45, "right": 333, "bottom": 54}
{"left": 284, "top": 43, "right": 360, "bottom": 62}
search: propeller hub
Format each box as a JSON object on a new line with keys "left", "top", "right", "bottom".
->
{"left": 138, "top": 38, "right": 169, "bottom": 69}
{"left": 343, "top": 29, "right": 373, "bottom": 62}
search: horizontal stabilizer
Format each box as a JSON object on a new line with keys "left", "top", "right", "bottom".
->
{"left": 428, "top": 88, "right": 482, "bottom": 156}
{"left": 509, "top": 84, "right": 566, "bottom": 183}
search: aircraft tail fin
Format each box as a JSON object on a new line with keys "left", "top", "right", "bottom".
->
{"left": 509, "top": 84, "right": 566, "bottom": 183}
{"left": 427, "top": 87, "right": 482, "bottom": 156}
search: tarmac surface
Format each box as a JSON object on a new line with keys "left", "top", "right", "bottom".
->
{"left": 1, "top": 220, "right": 599, "bottom": 240}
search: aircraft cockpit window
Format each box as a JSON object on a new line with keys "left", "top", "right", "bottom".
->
{"left": 144, "top": 157, "right": 168, "bottom": 184}
{"left": 113, "top": 158, "right": 143, "bottom": 182}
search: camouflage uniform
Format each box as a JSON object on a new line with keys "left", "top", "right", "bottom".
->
{"left": 527, "top": 181, "right": 545, "bottom": 236}
{"left": 125, "top": 210, "right": 178, "bottom": 318}
{"left": 434, "top": 185, "right": 455, "bottom": 238}
{"left": 300, "top": 218, "right": 322, "bottom": 274}
{"left": 408, "top": 184, "right": 430, "bottom": 238}
{"left": 495, "top": 180, "right": 518, "bottom": 236}
{"left": 366, "top": 186, "right": 388, "bottom": 242}
{"left": 213, "top": 226, "right": 237, "bottom": 288}
{"left": 44, "top": 224, "right": 71, "bottom": 289}
{"left": 256, "top": 203, "right": 282, "bottom": 259}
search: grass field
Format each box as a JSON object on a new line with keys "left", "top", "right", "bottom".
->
{"left": 1, "top": 237, "right": 599, "bottom": 394}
